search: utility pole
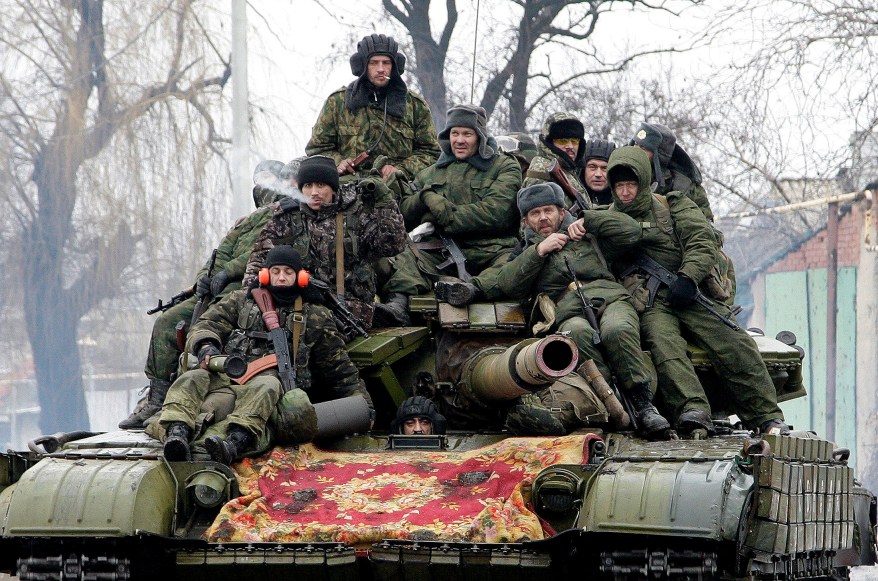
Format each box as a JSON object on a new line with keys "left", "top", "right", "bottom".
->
{"left": 231, "top": 0, "right": 250, "bottom": 219}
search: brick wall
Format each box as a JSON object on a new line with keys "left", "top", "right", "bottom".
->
{"left": 766, "top": 206, "right": 862, "bottom": 273}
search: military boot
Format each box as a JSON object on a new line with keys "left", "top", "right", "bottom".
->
{"left": 205, "top": 427, "right": 254, "bottom": 465}
{"left": 759, "top": 419, "right": 791, "bottom": 435}
{"left": 677, "top": 408, "right": 714, "bottom": 440}
{"left": 163, "top": 422, "right": 192, "bottom": 461}
{"left": 119, "top": 379, "right": 171, "bottom": 429}
{"left": 434, "top": 281, "right": 481, "bottom": 307}
{"left": 626, "top": 384, "right": 672, "bottom": 439}
{"left": 373, "top": 293, "right": 411, "bottom": 327}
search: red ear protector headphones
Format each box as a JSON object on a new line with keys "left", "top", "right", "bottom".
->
{"left": 259, "top": 268, "right": 310, "bottom": 287}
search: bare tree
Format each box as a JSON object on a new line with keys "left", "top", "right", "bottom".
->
{"left": 0, "top": 0, "right": 231, "bottom": 431}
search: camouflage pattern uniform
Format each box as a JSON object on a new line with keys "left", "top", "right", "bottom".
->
{"left": 610, "top": 146, "right": 784, "bottom": 430}
{"left": 383, "top": 139, "right": 522, "bottom": 296}
{"left": 306, "top": 88, "right": 439, "bottom": 181}
{"left": 158, "top": 289, "right": 370, "bottom": 454}
{"left": 145, "top": 186, "right": 283, "bottom": 384}
{"left": 242, "top": 178, "right": 406, "bottom": 329}
{"left": 522, "top": 112, "right": 589, "bottom": 213}
{"left": 491, "top": 210, "right": 653, "bottom": 390}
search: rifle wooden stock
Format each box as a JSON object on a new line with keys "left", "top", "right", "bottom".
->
{"left": 351, "top": 151, "right": 370, "bottom": 169}
{"left": 548, "top": 160, "right": 590, "bottom": 214}
{"left": 251, "top": 288, "right": 279, "bottom": 330}
{"left": 579, "top": 360, "right": 631, "bottom": 430}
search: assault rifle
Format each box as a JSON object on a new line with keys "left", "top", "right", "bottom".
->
{"left": 435, "top": 231, "right": 472, "bottom": 282}
{"left": 633, "top": 253, "right": 740, "bottom": 331}
{"left": 147, "top": 288, "right": 194, "bottom": 315}
{"left": 563, "top": 256, "right": 638, "bottom": 431}
{"left": 308, "top": 278, "right": 370, "bottom": 339}
{"left": 548, "top": 159, "right": 590, "bottom": 216}
{"left": 563, "top": 256, "right": 600, "bottom": 346}
{"left": 251, "top": 288, "right": 297, "bottom": 393}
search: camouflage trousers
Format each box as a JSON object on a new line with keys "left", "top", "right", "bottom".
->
{"left": 158, "top": 368, "right": 281, "bottom": 454}
{"left": 557, "top": 300, "right": 655, "bottom": 391}
{"left": 382, "top": 244, "right": 512, "bottom": 296}
{"left": 144, "top": 295, "right": 197, "bottom": 382}
{"left": 144, "top": 287, "right": 240, "bottom": 382}
{"left": 640, "top": 300, "right": 784, "bottom": 430}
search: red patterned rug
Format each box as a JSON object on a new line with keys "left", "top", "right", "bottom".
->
{"left": 205, "top": 434, "right": 595, "bottom": 546}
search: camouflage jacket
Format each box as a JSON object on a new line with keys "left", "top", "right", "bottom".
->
{"left": 187, "top": 289, "right": 371, "bottom": 409}
{"left": 242, "top": 178, "right": 406, "bottom": 326}
{"left": 657, "top": 168, "right": 714, "bottom": 222}
{"left": 194, "top": 190, "right": 283, "bottom": 293}
{"left": 401, "top": 152, "right": 522, "bottom": 253}
{"left": 493, "top": 210, "right": 641, "bottom": 323}
{"left": 306, "top": 88, "right": 440, "bottom": 180}
{"left": 610, "top": 147, "right": 718, "bottom": 287}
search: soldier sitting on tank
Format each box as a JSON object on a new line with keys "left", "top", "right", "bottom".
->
{"left": 155, "top": 246, "right": 374, "bottom": 464}
{"left": 378, "top": 103, "right": 521, "bottom": 316}
{"left": 435, "top": 183, "right": 671, "bottom": 439}
{"left": 391, "top": 396, "right": 447, "bottom": 435}
{"left": 580, "top": 139, "right": 616, "bottom": 206}
{"left": 120, "top": 159, "right": 302, "bottom": 430}
{"left": 241, "top": 155, "right": 407, "bottom": 334}
{"left": 606, "top": 146, "right": 789, "bottom": 437}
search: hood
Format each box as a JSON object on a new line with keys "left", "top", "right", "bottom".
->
{"left": 608, "top": 146, "right": 654, "bottom": 216}
{"left": 537, "top": 112, "right": 585, "bottom": 170}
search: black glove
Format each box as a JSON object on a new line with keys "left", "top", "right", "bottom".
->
{"left": 421, "top": 191, "right": 453, "bottom": 227}
{"left": 195, "top": 274, "right": 212, "bottom": 297}
{"left": 197, "top": 342, "right": 222, "bottom": 368}
{"left": 667, "top": 275, "right": 697, "bottom": 308}
{"left": 278, "top": 195, "right": 299, "bottom": 212}
{"left": 210, "top": 271, "right": 231, "bottom": 296}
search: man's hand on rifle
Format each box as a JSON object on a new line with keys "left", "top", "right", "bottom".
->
{"left": 667, "top": 275, "right": 697, "bottom": 308}
{"left": 421, "top": 191, "right": 453, "bottom": 227}
{"left": 197, "top": 342, "right": 222, "bottom": 370}
{"left": 536, "top": 233, "right": 569, "bottom": 257}
{"left": 337, "top": 158, "right": 356, "bottom": 175}
{"left": 567, "top": 218, "right": 587, "bottom": 241}
{"left": 210, "top": 271, "right": 231, "bottom": 296}
{"left": 195, "top": 274, "right": 212, "bottom": 297}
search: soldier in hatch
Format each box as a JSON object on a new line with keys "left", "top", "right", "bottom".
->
{"left": 379, "top": 103, "right": 521, "bottom": 309}
{"left": 157, "top": 246, "right": 372, "bottom": 465}
{"left": 242, "top": 155, "right": 406, "bottom": 334}
{"left": 120, "top": 160, "right": 301, "bottom": 430}
{"left": 391, "top": 396, "right": 447, "bottom": 435}
{"left": 436, "top": 183, "right": 670, "bottom": 438}
{"left": 608, "top": 146, "right": 788, "bottom": 436}
{"left": 306, "top": 33, "right": 439, "bottom": 192}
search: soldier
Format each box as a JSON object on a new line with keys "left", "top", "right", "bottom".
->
{"left": 522, "top": 112, "right": 589, "bottom": 212}
{"left": 158, "top": 246, "right": 372, "bottom": 464}
{"left": 580, "top": 139, "right": 616, "bottom": 206}
{"left": 435, "top": 183, "right": 670, "bottom": 438}
{"left": 120, "top": 160, "right": 299, "bottom": 429}
{"left": 380, "top": 103, "right": 521, "bottom": 307}
{"left": 306, "top": 33, "right": 440, "bottom": 192}
{"left": 608, "top": 146, "right": 788, "bottom": 436}
{"left": 242, "top": 155, "right": 407, "bottom": 332}
{"left": 391, "top": 396, "right": 447, "bottom": 435}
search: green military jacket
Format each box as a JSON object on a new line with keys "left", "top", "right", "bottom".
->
{"left": 401, "top": 151, "right": 522, "bottom": 254}
{"left": 610, "top": 147, "right": 718, "bottom": 288}
{"left": 306, "top": 88, "right": 440, "bottom": 179}
{"left": 494, "top": 210, "right": 641, "bottom": 323}
{"left": 187, "top": 289, "right": 371, "bottom": 409}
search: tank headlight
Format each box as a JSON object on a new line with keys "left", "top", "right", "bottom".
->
{"left": 187, "top": 471, "right": 231, "bottom": 508}
{"left": 533, "top": 468, "right": 583, "bottom": 513}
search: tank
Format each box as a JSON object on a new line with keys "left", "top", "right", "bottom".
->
{"left": 0, "top": 298, "right": 875, "bottom": 581}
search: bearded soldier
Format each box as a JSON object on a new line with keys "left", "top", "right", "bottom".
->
{"left": 157, "top": 246, "right": 371, "bottom": 465}
{"left": 242, "top": 155, "right": 406, "bottom": 332}
{"left": 120, "top": 160, "right": 300, "bottom": 430}
{"left": 523, "top": 112, "right": 589, "bottom": 213}
{"left": 436, "top": 183, "right": 670, "bottom": 438}
{"left": 608, "top": 146, "right": 788, "bottom": 436}
{"left": 306, "top": 33, "right": 439, "bottom": 191}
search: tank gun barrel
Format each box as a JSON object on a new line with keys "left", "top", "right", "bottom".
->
{"left": 463, "top": 334, "right": 578, "bottom": 402}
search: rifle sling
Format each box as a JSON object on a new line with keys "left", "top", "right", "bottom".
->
{"left": 336, "top": 212, "right": 345, "bottom": 298}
